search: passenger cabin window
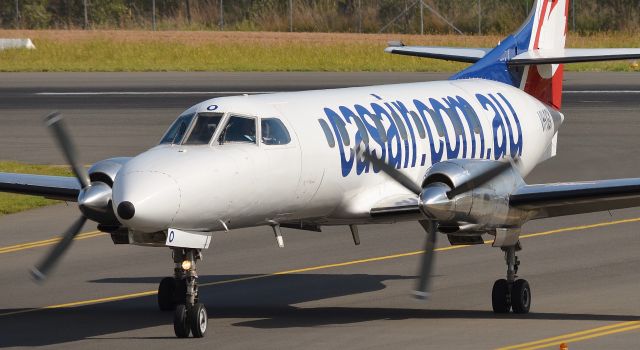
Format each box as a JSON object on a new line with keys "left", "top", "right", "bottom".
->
{"left": 183, "top": 113, "right": 223, "bottom": 145}
{"left": 261, "top": 118, "right": 291, "bottom": 145}
{"left": 350, "top": 115, "right": 369, "bottom": 144}
{"left": 160, "top": 113, "right": 195, "bottom": 145}
{"left": 390, "top": 111, "right": 408, "bottom": 140}
{"left": 334, "top": 117, "right": 350, "bottom": 146}
{"left": 318, "top": 119, "right": 336, "bottom": 148}
{"left": 410, "top": 111, "right": 426, "bottom": 139}
{"left": 221, "top": 116, "right": 257, "bottom": 144}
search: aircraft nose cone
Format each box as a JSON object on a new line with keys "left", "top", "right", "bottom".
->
{"left": 117, "top": 201, "right": 135, "bottom": 220}
{"left": 112, "top": 171, "right": 181, "bottom": 232}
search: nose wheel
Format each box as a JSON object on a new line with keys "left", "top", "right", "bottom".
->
{"left": 173, "top": 302, "right": 208, "bottom": 338}
{"left": 161, "top": 248, "right": 208, "bottom": 338}
{"left": 492, "top": 245, "right": 531, "bottom": 314}
{"left": 188, "top": 303, "right": 208, "bottom": 338}
{"left": 158, "top": 277, "right": 188, "bottom": 311}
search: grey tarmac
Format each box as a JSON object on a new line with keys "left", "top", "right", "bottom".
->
{"left": 0, "top": 72, "right": 639, "bottom": 349}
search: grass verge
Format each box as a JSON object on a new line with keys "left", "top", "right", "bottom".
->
{"left": 0, "top": 30, "right": 638, "bottom": 72}
{"left": 0, "top": 162, "right": 73, "bottom": 216}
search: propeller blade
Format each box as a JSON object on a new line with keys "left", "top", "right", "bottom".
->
{"left": 360, "top": 148, "right": 422, "bottom": 195}
{"left": 30, "top": 216, "right": 87, "bottom": 282}
{"left": 414, "top": 220, "right": 438, "bottom": 299}
{"left": 44, "top": 112, "right": 90, "bottom": 189}
{"left": 446, "top": 159, "right": 515, "bottom": 199}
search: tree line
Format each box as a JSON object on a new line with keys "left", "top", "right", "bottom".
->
{"left": 1, "top": 0, "right": 639, "bottom": 34}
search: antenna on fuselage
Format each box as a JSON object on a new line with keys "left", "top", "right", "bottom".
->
{"left": 269, "top": 222, "right": 285, "bottom": 248}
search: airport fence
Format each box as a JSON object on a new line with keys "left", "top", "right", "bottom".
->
{"left": 1, "top": 0, "right": 639, "bottom": 34}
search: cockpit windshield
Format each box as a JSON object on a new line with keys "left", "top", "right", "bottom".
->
{"left": 183, "top": 113, "right": 223, "bottom": 145}
{"left": 160, "top": 113, "right": 195, "bottom": 145}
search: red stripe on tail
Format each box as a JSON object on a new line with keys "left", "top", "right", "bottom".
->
{"left": 524, "top": 0, "right": 565, "bottom": 110}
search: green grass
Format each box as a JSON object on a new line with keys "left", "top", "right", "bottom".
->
{"left": 0, "top": 32, "right": 638, "bottom": 72}
{"left": 0, "top": 39, "right": 467, "bottom": 72}
{"left": 0, "top": 162, "right": 73, "bottom": 216}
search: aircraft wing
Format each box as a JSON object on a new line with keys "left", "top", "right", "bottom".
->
{"left": 509, "top": 48, "right": 640, "bottom": 65}
{"left": 369, "top": 195, "right": 421, "bottom": 219}
{"left": 0, "top": 172, "right": 81, "bottom": 202}
{"left": 370, "top": 178, "right": 640, "bottom": 221}
{"left": 384, "top": 45, "right": 491, "bottom": 63}
{"left": 510, "top": 178, "right": 640, "bottom": 220}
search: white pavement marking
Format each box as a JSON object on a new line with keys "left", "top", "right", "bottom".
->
{"left": 34, "top": 90, "right": 640, "bottom": 96}
{"left": 35, "top": 91, "right": 279, "bottom": 96}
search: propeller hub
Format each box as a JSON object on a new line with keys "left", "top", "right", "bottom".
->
{"left": 78, "top": 182, "right": 119, "bottom": 225}
{"left": 419, "top": 182, "right": 455, "bottom": 222}
{"left": 78, "top": 182, "right": 111, "bottom": 212}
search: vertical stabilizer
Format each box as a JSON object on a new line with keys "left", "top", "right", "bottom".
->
{"left": 517, "top": 0, "right": 569, "bottom": 109}
{"left": 452, "top": 0, "right": 569, "bottom": 109}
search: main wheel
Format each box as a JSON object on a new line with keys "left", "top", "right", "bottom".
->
{"left": 491, "top": 279, "right": 511, "bottom": 313}
{"left": 158, "top": 277, "right": 176, "bottom": 311}
{"left": 188, "top": 303, "right": 208, "bottom": 338}
{"left": 511, "top": 279, "right": 531, "bottom": 314}
{"left": 174, "top": 304, "right": 191, "bottom": 338}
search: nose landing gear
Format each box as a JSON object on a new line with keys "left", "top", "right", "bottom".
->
{"left": 492, "top": 244, "right": 531, "bottom": 314}
{"left": 158, "top": 248, "right": 208, "bottom": 338}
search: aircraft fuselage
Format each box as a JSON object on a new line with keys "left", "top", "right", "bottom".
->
{"left": 112, "top": 79, "right": 560, "bottom": 234}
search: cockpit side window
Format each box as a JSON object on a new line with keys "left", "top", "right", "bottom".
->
{"left": 183, "top": 113, "right": 223, "bottom": 145}
{"left": 160, "top": 113, "right": 195, "bottom": 145}
{"left": 221, "top": 116, "right": 257, "bottom": 144}
{"left": 261, "top": 118, "right": 291, "bottom": 145}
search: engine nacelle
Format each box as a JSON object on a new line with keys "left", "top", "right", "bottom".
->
{"left": 420, "top": 159, "right": 528, "bottom": 231}
{"left": 88, "top": 157, "right": 131, "bottom": 187}
{"left": 79, "top": 157, "right": 131, "bottom": 227}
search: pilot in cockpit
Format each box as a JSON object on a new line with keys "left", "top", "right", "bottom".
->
{"left": 224, "top": 117, "right": 256, "bottom": 143}
{"left": 240, "top": 122, "right": 256, "bottom": 142}
{"left": 261, "top": 121, "right": 274, "bottom": 144}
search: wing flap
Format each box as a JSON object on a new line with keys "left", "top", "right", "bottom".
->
{"left": 510, "top": 178, "right": 640, "bottom": 219}
{"left": 0, "top": 172, "right": 81, "bottom": 202}
{"left": 385, "top": 46, "right": 490, "bottom": 63}
{"left": 510, "top": 48, "right": 640, "bottom": 66}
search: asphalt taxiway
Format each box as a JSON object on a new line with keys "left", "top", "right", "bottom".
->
{"left": 0, "top": 72, "right": 639, "bottom": 349}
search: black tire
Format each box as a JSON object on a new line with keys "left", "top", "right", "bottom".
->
{"left": 174, "top": 279, "right": 188, "bottom": 305}
{"left": 158, "top": 277, "right": 176, "bottom": 311}
{"left": 491, "top": 279, "right": 511, "bottom": 313}
{"left": 511, "top": 279, "right": 531, "bottom": 314}
{"left": 174, "top": 304, "right": 191, "bottom": 338}
{"left": 188, "top": 303, "right": 208, "bottom": 338}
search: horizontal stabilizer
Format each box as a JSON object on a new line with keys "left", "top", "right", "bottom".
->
{"left": 510, "top": 48, "right": 640, "bottom": 66}
{"left": 384, "top": 45, "right": 490, "bottom": 63}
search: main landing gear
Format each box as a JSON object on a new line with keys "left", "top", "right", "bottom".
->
{"left": 158, "top": 248, "right": 208, "bottom": 338}
{"left": 492, "top": 244, "right": 531, "bottom": 314}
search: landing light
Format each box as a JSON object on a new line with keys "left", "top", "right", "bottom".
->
{"left": 181, "top": 260, "right": 192, "bottom": 271}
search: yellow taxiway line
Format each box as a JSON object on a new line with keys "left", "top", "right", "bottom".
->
{"left": 497, "top": 321, "right": 640, "bottom": 350}
{"left": 1, "top": 217, "right": 640, "bottom": 347}
{"left": 0, "top": 231, "right": 105, "bottom": 254}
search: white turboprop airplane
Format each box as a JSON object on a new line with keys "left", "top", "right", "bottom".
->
{"left": 2, "top": 0, "right": 640, "bottom": 338}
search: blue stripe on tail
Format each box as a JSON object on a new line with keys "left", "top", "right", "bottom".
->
{"left": 450, "top": 7, "right": 536, "bottom": 88}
